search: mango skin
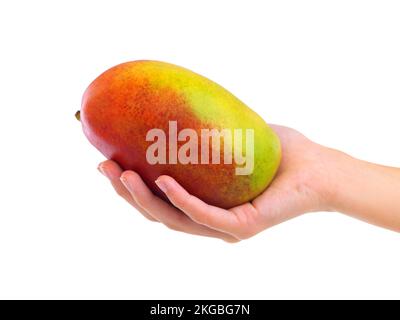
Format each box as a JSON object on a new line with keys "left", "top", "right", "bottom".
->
{"left": 80, "top": 60, "right": 281, "bottom": 208}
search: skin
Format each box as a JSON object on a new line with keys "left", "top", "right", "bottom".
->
{"left": 97, "top": 124, "right": 400, "bottom": 242}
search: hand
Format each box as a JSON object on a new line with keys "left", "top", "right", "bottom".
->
{"left": 98, "top": 125, "right": 336, "bottom": 242}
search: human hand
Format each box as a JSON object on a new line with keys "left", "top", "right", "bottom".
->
{"left": 98, "top": 125, "right": 337, "bottom": 242}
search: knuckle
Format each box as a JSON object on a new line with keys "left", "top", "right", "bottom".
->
{"left": 173, "top": 213, "right": 187, "bottom": 225}
{"left": 235, "top": 229, "right": 255, "bottom": 240}
{"left": 142, "top": 213, "right": 157, "bottom": 222}
{"left": 134, "top": 193, "right": 154, "bottom": 209}
{"left": 198, "top": 213, "right": 211, "bottom": 226}
{"left": 196, "top": 207, "right": 215, "bottom": 226}
{"left": 223, "top": 237, "right": 241, "bottom": 244}
{"left": 174, "top": 193, "right": 191, "bottom": 209}
{"left": 115, "top": 188, "right": 127, "bottom": 198}
{"left": 164, "top": 222, "right": 181, "bottom": 231}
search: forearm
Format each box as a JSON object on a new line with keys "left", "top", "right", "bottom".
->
{"left": 328, "top": 150, "right": 400, "bottom": 232}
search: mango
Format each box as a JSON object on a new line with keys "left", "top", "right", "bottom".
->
{"left": 78, "top": 60, "right": 281, "bottom": 208}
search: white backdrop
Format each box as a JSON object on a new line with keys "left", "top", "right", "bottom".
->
{"left": 0, "top": 0, "right": 399, "bottom": 299}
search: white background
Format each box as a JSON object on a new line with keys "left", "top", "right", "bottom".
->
{"left": 0, "top": 0, "right": 399, "bottom": 299}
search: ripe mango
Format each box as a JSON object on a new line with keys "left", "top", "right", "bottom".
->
{"left": 78, "top": 61, "right": 281, "bottom": 208}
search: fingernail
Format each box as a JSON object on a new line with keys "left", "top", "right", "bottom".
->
{"left": 98, "top": 164, "right": 106, "bottom": 176}
{"left": 155, "top": 179, "right": 168, "bottom": 193}
{"left": 120, "top": 176, "right": 132, "bottom": 191}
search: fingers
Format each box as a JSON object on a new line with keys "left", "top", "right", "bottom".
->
{"left": 154, "top": 176, "right": 243, "bottom": 237}
{"left": 98, "top": 161, "right": 240, "bottom": 242}
{"left": 98, "top": 160, "right": 157, "bottom": 222}
{"left": 120, "top": 171, "right": 239, "bottom": 243}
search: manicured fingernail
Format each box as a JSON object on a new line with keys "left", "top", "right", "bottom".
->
{"left": 155, "top": 179, "right": 168, "bottom": 193}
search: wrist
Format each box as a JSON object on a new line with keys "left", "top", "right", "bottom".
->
{"left": 320, "top": 147, "right": 364, "bottom": 214}
{"left": 313, "top": 146, "right": 357, "bottom": 213}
